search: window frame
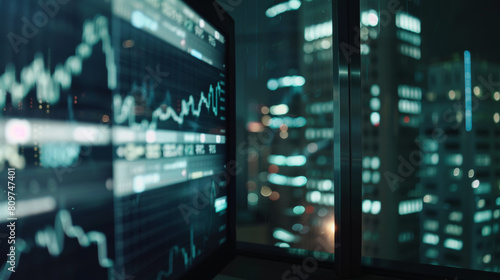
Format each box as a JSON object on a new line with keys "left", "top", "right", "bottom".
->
{"left": 234, "top": 0, "right": 500, "bottom": 279}
{"left": 343, "top": 0, "right": 500, "bottom": 279}
{"left": 333, "top": 0, "right": 362, "bottom": 278}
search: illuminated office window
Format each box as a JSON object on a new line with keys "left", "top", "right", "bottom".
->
{"left": 361, "top": 0, "right": 500, "bottom": 273}
{"left": 230, "top": 0, "right": 336, "bottom": 258}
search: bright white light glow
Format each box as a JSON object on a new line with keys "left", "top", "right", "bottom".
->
{"left": 399, "top": 199, "right": 423, "bottom": 215}
{"left": 361, "top": 10, "right": 379, "bottom": 27}
{"left": 371, "top": 200, "right": 381, "bottom": 215}
{"left": 444, "top": 238, "right": 463, "bottom": 250}
{"left": 304, "top": 20, "right": 333, "bottom": 41}
{"left": 268, "top": 155, "right": 307, "bottom": 167}
{"left": 5, "top": 119, "right": 31, "bottom": 144}
{"left": 370, "top": 112, "right": 380, "bottom": 126}
{"left": 398, "top": 85, "right": 422, "bottom": 100}
{"left": 370, "top": 98, "right": 380, "bottom": 111}
{"left": 371, "top": 84, "right": 380, "bottom": 96}
{"left": 371, "top": 157, "right": 380, "bottom": 169}
{"left": 472, "top": 179, "right": 480, "bottom": 189}
{"left": 268, "top": 116, "right": 306, "bottom": 129}
{"left": 360, "top": 44, "right": 370, "bottom": 55}
{"left": 273, "top": 228, "right": 296, "bottom": 242}
{"left": 423, "top": 233, "right": 439, "bottom": 245}
{"left": 269, "top": 173, "right": 307, "bottom": 187}
{"left": 474, "top": 210, "right": 492, "bottom": 223}
{"left": 396, "top": 12, "right": 421, "bottom": 33}
{"left": 145, "top": 130, "right": 156, "bottom": 143}
{"left": 267, "top": 76, "right": 306, "bottom": 90}
{"left": 266, "top": 0, "right": 302, "bottom": 18}
{"left": 270, "top": 104, "right": 289, "bottom": 115}
{"left": 398, "top": 99, "right": 421, "bottom": 114}
{"left": 362, "top": 200, "right": 372, "bottom": 213}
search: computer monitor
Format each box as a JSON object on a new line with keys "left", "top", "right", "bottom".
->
{"left": 0, "top": 0, "right": 235, "bottom": 279}
{"left": 112, "top": 0, "right": 236, "bottom": 279}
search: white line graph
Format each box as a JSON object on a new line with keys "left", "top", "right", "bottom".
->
{"left": 34, "top": 209, "right": 113, "bottom": 268}
{"left": 113, "top": 82, "right": 222, "bottom": 129}
{"left": 0, "top": 210, "right": 113, "bottom": 279}
{"left": 156, "top": 226, "right": 199, "bottom": 280}
{"left": 0, "top": 15, "right": 116, "bottom": 109}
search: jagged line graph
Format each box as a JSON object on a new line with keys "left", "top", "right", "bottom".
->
{"left": 155, "top": 226, "right": 199, "bottom": 280}
{"left": 113, "top": 82, "right": 222, "bottom": 130}
{"left": 0, "top": 15, "right": 116, "bottom": 109}
{"left": 155, "top": 181, "right": 218, "bottom": 279}
{"left": 203, "top": 181, "right": 216, "bottom": 247}
{"left": 0, "top": 210, "right": 113, "bottom": 280}
{"left": 34, "top": 209, "right": 114, "bottom": 268}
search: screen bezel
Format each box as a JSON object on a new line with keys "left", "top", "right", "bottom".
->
{"left": 176, "top": 0, "right": 236, "bottom": 279}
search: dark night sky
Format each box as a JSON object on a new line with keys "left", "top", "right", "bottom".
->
{"left": 421, "top": 0, "right": 500, "bottom": 63}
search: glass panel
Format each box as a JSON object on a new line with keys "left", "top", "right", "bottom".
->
{"left": 0, "top": 0, "right": 230, "bottom": 279}
{"left": 228, "top": 0, "right": 336, "bottom": 258}
{"left": 361, "top": 0, "right": 500, "bottom": 272}
{"left": 0, "top": 1, "right": 114, "bottom": 278}
{"left": 112, "top": 0, "right": 230, "bottom": 278}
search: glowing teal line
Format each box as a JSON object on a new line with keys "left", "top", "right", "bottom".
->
{"left": 114, "top": 82, "right": 222, "bottom": 129}
{"left": 464, "top": 50, "right": 472, "bottom": 132}
{"left": 0, "top": 15, "right": 116, "bottom": 108}
{"left": 156, "top": 226, "right": 197, "bottom": 279}
{"left": 34, "top": 209, "right": 113, "bottom": 268}
{"left": 0, "top": 210, "right": 113, "bottom": 279}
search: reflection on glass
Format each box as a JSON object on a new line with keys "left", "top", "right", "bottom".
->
{"left": 361, "top": 0, "right": 500, "bottom": 272}
{"left": 0, "top": 0, "right": 230, "bottom": 279}
{"left": 231, "top": 0, "right": 335, "bottom": 257}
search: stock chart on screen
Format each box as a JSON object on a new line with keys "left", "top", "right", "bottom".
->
{"left": 0, "top": 0, "right": 229, "bottom": 279}
{"left": 112, "top": 0, "right": 228, "bottom": 279}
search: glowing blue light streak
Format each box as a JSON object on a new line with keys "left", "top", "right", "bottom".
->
{"left": 464, "top": 51, "right": 472, "bottom": 132}
{"left": 190, "top": 49, "right": 203, "bottom": 60}
{"left": 268, "top": 173, "right": 307, "bottom": 187}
